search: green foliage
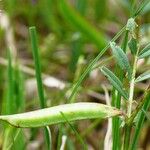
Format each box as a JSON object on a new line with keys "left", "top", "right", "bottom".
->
{"left": 110, "top": 42, "right": 131, "bottom": 79}
{"left": 29, "top": 26, "right": 51, "bottom": 150}
{"left": 135, "top": 70, "right": 150, "bottom": 82}
{"left": 58, "top": 0, "right": 106, "bottom": 49}
{"left": 0, "top": 0, "right": 150, "bottom": 149}
{"left": 60, "top": 112, "right": 87, "bottom": 150}
{"left": 101, "top": 67, "right": 128, "bottom": 100}
{"left": 138, "top": 43, "right": 150, "bottom": 59}
{"left": 130, "top": 88, "right": 150, "bottom": 150}
{"left": 128, "top": 38, "right": 138, "bottom": 55}
{"left": 2, "top": 50, "right": 25, "bottom": 150}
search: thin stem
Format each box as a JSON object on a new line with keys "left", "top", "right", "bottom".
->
{"left": 130, "top": 85, "right": 150, "bottom": 150}
{"left": 127, "top": 52, "right": 138, "bottom": 117}
{"left": 69, "top": 26, "right": 126, "bottom": 102}
{"left": 68, "top": 0, "right": 149, "bottom": 102}
{"left": 123, "top": 125, "right": 132, "bottom": 150}
{"left": 123, "top": 49, "right": 139, "bottom": 150}
{"left": 127, "top": 85, "right": 150, "bottom": 125}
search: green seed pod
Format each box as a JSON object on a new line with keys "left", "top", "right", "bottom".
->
{"left": 0, "top": 103, "right": 122, "bottom": 128}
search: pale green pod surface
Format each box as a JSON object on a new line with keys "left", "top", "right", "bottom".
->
{"left": 0, "top": 103, "right": 122, "bottom": 128}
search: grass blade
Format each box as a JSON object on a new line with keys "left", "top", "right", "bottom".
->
{"left": 29, "top": 26, "right": 51, "bottom": 150}
{"left": 68, "top": 0, "right": 149, "bottom": 103}
{"left": 69, "top": 26, "right": 126, "bottom": 102}
{"left": 5, "top": 49, "right": 15, "bottom": 114}
{"left": 29, "top": 26, "right": 46, "bottom": 108}
{"left": 112, "top": 30, "right": 129, "bottom": 150}
{"left": 130, "top": 87, "right": 150, "bottom": 150}
{"left": 133, "top": 0, "right": 150, "bottom": 17}
{"left": 138, "top": 43, "right": 150, "bottom": 59}
{"left": 101, "top": 67, "right": 128, "bottom": 100}
{"left": 0, "top": 102, "right": 122, "bottom": 127}
{"left": 135, "top": 70, "right": 150, "bottom": 83}
{"left": 3, "top": 50, "right": 25, "bottom": 150}
{"left": 110, "top": 42, "right": 131, "bottom": 79}
{"left": 60, "top": 112, "right": 87, "bottom": 150}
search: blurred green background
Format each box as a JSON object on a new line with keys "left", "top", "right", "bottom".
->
{"left": 0, "top": 0, "right": 150, "bottom": 149}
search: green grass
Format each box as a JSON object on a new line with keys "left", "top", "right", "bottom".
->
{"left": 29, "top": 27, "right": 51, "bottom": 150}
{"left": 0, "top": 0, "right": 150, "bottom": 149}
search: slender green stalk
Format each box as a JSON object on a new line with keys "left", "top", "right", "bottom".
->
{"left": 81, "top": 119, "right": 101, "bottom": 137}
{"left": 68, "top": 0, "right": 149, "bottom": 102}
{"left": 123, "top": 48, "right": 139, "bottom": 150}
{"left": 123, "top": 125, "right": 132, "bottom": 150}
{"left": 130, "top": 86, "right": 150, "bottom": 150}
{"left": 127, "top": 85, "right": 150, "bottom": 125}
{"left": 57, "top": 124, "right": 64, "bottom": 150}
{"left": 6, "top": 49, "right": 15, "bottom": 114}
{"left": 29, "top": 26, "right": 51, "bottom": 150}
{"left": 60, "top": 112, "right": 87, "bottom": 150}
{"left": 69, "top": 26, "right": 126, "bottom": 102}
{"left": 127, "top": 51, "right": 139, "bottom": 117}
{"left": 133, "top": 0, "right": 150, "bottom": 17}
{"left": 112, "top": 30, "right": 129, "bottom": 150}
{"left": 122, "top": 1, "right": 150, "bottom": 148}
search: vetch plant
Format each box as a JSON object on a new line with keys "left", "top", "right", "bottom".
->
{"left": 100, "top": 18, "right": 150, "bottom": 150}
{"left": 0, "top": 0, "right": 150, "bottom": 149}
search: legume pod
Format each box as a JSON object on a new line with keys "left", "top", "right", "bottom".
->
{"left": 0, "top": 102, "right": 122, "bottom": 128}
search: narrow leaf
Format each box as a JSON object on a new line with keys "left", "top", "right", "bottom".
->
{"left": 110, "top": 42, "right": 131, "bottom": 79}
{"left": 60, "top": 112, "right": 87, "bottom": 150}
{"left": 101, "top": 67, "right": 128, "bottom": 100}
{"left": 0, "top": 103, "right": 122, "bottom": 128}
{"left": 128, "top": 38, "right": 137, "bottom": 55}
{"left": 130, "top": 87, "right": 150, "bottom": 150}
{"left": 138, "top": 43, "right": 150, "bottom": 59}
{"left": 135, "top": 70, "right": 150, "bottom": 83}
{"left": 29, "top": 26, "right": 51, "bottom": 150}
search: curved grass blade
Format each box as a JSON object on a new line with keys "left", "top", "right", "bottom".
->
{"left": 133, "top": 0, "right": 150, "bottom": 17}
{"left": 110, "top": 42, "right": 131, "bottom": 79}
{"left": 29, "top": 26, "right": 51, "bottom": 150}
{"left": 135, "top": 70, "right": 150, "bottom": 83}
{"left": 100, "top": 67, "right": 128, "bottom": 100}
{"left": 58, "top": 0, "right": 106, "bottom": 49}
{"left": 0, "top": 103, "right": 122, "bottom": 128}
{"left": 130, "top": 87, "right": 150, "bottom": 150}
{"left": 138, "top": 43, "right": 150, "bottom": 59}
{"left": 112, "top": 30, "right": 129, "bottom": 150}
{"left": 60, "top": 112, "right": 87, "bottom": 150}
{"left": 69, "top": 26, "right": 126, "bottom": 102}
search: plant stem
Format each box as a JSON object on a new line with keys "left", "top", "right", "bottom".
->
{"left": 130, "top": 85, "right": 150, "bottom": 150}
{"left": 127, "top": 53, "right": 138, "bottom": 117}
{"left": 123, "top": 49, "right": 139, "bottom": 150}
{"left": 69, "top": 26, "right": 126, "bottom": 102}
{"left": 123, "top": 125, "right": 132, "bottom": 150}
{"left": 112, "top": 30, "right": 129, "bottom": 150}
